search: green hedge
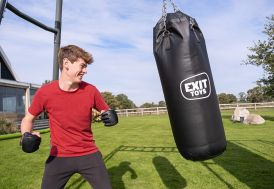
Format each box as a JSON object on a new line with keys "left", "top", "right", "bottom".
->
{"left": 0, "top": 118, "right": 18, "bottom": 135}
{"left": 0, "top": 129, "right": 50, "bottom": 141}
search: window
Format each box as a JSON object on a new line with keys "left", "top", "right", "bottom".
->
{"left": 0, "top": 86, "right": 25, "bottom": 114}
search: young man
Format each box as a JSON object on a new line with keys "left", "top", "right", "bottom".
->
{"left": 20, "top": 45, "right": 118, "bottom": 189}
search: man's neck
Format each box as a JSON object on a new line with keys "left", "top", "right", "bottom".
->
{"left": 59, "top": 74, "right": 79, "bottom": 92}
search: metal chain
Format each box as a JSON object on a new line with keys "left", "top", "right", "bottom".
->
{"left": 168, "top": 0, "right": 179, "bottom": 12}
{"left": 161, "top": 0, "right": 179, "bottom": 37}
{"left": 161, "top": 0, "right": 168, "bottom": 35}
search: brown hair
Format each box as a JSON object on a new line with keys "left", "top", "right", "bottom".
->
{"left": 58, "top": 45, "right": 94, "bottom": 70}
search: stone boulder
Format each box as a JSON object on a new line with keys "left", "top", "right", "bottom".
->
{"left": 243, "top": 114, "right": 265, "bottom": 125}
{"left": 231, "top": 107, "right": 250, "bottom": 122}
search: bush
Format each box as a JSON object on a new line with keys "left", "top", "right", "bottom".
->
{"left": 0, "top": 117, "right": 18, "bottom": 135}
{"left": 92, "top": 109, "right": 102, "bottom": 123}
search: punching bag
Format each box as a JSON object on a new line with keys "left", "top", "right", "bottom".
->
{"left": 153, "top": 1, "right": 226, "bottom": 161}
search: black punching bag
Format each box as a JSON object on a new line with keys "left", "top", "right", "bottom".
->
{"left": 153, "top": 2, "right": 226, "bottom": 161}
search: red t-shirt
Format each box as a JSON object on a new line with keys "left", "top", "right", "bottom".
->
{"left": 28, "top": 80, "right": 109, "bottom": 157}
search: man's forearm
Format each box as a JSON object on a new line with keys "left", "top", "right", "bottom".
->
{"left": 20, "top": 117, "right": 34, "bottom": 134}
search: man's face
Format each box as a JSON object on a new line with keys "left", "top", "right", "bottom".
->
{"left": 64, "top": 58, "right": 88, "bottom": 83}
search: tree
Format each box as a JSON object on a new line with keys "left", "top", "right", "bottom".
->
{"left": 115, "top": 94, "right": 136, "bottom": 109}
{"left": 218, "top": 93, "right": 229, "bottom": 104}
{"left": 42, "top": 80, "right": 51, "bottom": 85}
{"left": 217, "top": 93, "right": 237, "bottom": 104}
{"left": 238, "top": 92, "right": 247, "bottom": 102}
{"left": 227, "top": 94, "right": 237, "bottom": 103}
{"left": 140, "top": 102, "right": 156, "bottom": 108}
{"left": 101, "top": 91, "right": 119, "bottom": 109}
{"left": 158, "top": 101, "right": 166, "bottom": 107}
{"left": 244, "top": 15, "right": 274, "bottom": 98}
{"left": 246, "top": 85, "right": 272, "bottom": 102}
{"left": 246, "top": 86, "right": 264, "bottom": 102}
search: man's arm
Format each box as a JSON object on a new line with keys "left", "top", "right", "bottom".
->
{"left": 93, "top": 87, "right": 118, "bottom": 126}
{"left": 21, "top": 111, "right": 40, "bottom": 137}
{"left": 20, "top": 111, "right": 41, "bottom": 153}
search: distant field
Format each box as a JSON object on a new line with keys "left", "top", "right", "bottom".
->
{"left": 0, "top": 109, "right": 273, "bottom": 189}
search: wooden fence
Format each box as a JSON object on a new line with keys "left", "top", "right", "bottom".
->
{"left": 116, "top": 102, "right": 274, "bottom": 117}
{"left": 14, "top": 102, "right": 274, "bottom": 130}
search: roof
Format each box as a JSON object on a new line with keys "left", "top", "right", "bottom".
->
{"left": 0, "top": 46, "right": 20, "bottom": 81}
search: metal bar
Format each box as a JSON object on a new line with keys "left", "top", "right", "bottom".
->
{"left": 0, "top": 0, "right": 7, "bottom": 24}
{"left": 6, "top": 2, "right": 57, "bottom": 34}
{"left": 52, "top": 0, "right": 62, "bottom": 80}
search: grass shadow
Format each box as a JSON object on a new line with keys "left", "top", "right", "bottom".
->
{"left": 236, "top": 141, "right": 274, "bottom": 159}
{"left": 257, "top": 139, "right": 274, "bottom": 146}
{"left": 104, "top": 145, "right": 182, "bottom": 188}
{"left": 201, "top": 162, "right": 235, "bottom": 189}
{"left": 108, "top": 161, "right": 137, "bottom": 189}
{"left": 65, "top": 174, "right": 86, "bottom": 189}
{"left": 153, "top": 156, "right": 187, "bottom": 189}
{"left": 104, "top": 145, "right": 178, "bottom": 163}
{"left": 261, "top": 115, "right": 274, "bottom": 122}
{"left": 207, "top": 141, "right": 274, "bottom": 189}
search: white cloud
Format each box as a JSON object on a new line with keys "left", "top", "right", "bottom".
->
{"left": 0, "top": 0, "right": 273, "bottom": 106}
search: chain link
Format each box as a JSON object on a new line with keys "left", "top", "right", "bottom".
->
{"left": 161, "top": 0, "right": 179, "bottom": 37}
{"left": 162, "top": 0, "right": 168, "bottom": 35}
{"left": 168, "top": 0, "right": 179, "bottom": 12}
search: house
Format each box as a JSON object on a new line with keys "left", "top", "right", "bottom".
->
{"left": 0, "top": 46, "right": 41, "bottom": 121}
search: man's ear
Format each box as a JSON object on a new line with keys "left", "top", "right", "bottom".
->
{"left": 63, "top": 58, "right": 70, "bottom": 70}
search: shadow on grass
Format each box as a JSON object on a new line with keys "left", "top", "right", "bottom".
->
{"left": 257, "top": 139, "right": 274, "bottom": 146}
{"left": 203, "top": 141, "right": 274, "bottom": 189}
{"left": 261, "top": 115, "right": 274, "bottom": 122}
{"left": 66, "top": 145, "right": 175, "bottom": 189}
{"left": 104, "top": 145, "right": 186, "bottom": 188}
{"left": 229, "top": 139, "right": 274, "bottom": 146}
{"left": 108, "top": 161, "right": 137, "bottom": 189}
{"left": 104, "top": 145, "right": 178, "bottom": 163}
{"left": 234, "top": 140, "right": 274, "bottom": 159}
{"left": 201, "top": 161, "right": 235, "bottom": 189}
{"left": 65, "top": 145, "right": 183, "bottom": 188}
{"left": 153, "top": 156, "right": 187, "bottom": 189}
{"left": 65, "top": 175, "right": 86, "bottom": 189}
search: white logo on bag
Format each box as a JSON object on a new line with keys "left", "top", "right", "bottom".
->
{"left": 180, "top": 72, "right": 211, "bottom": 100}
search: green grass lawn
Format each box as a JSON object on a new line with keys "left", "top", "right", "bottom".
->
{"left": 0, "top": 109, "right": 273, "bottom": 189}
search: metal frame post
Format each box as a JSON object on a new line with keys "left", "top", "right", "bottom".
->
{"left": 0, "top": 0, "right": 7, "bottom": 24}
{"left": 2, "top": 0, "right": 63, "bottom": 81}
{"left": 52, "top": 0, "right": 62, "bottom": 80}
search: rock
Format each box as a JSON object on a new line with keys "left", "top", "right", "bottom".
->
{"left": 243, "top": 114, "right": 265, "bottom": 125}
{"left": 231, "top": 107, "right": 250, "bottom": 122}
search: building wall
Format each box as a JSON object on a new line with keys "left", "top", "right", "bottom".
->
{"left": 0, "top": 47, "right": 42, "bottom": 121}
{"left": 0, "top": 80, "right": 40, "bottom": 121}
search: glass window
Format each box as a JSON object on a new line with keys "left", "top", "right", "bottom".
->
{"left": 0, "top": 86, "right": 25, "bottom": 114}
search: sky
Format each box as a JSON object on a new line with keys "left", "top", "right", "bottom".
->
{"left": 0, "top": 0, "right": 273, "bottom": 106}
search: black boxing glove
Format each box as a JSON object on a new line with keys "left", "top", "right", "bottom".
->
{"left": 20, "top": 132, "right": 41, "bottom": 153}
{"left": 101, "top": 109, "right": 118, "bottom": 126}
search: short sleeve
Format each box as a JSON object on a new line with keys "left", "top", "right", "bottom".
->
{"left": 94, "top": 87, "right": 109, "bottom": 112}
{"left": 28, "top": 88, "right": 45, "bottom": 116}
